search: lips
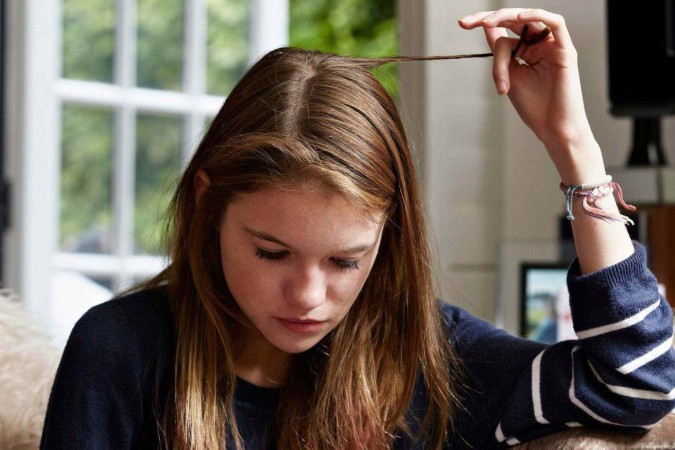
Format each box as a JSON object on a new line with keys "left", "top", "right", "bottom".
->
{"left": 278, "top": 318, "right": 325, "bottom": 324}
{"left": 276, "top": 317, "right": 327, "bottom": 334}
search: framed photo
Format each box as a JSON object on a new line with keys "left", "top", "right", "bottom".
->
{"left": 520, "top": 263, "right": 574, "bottom": 344}
{"left": 496, "top": 241, "right": 559, "bottom": 335}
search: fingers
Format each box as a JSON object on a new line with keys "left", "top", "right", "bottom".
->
{"left": 460, "top": 11, "right": 526, "bottom": 52}
{"left": 483, "top": 25, "right": 508, "bottom": 52}
{"left": 459, "top": 8, "right": 530, "bottom": 35}
{"left": 462, "top": 19, "right": 528, "bottom": 39}
{"left": 482, "top": 9, "right": 550, "bottom": 44}
{"left": 516, "top": 9, "right": 572, "bottom": 48}
{"left": 480, "top": 8, "right": 541, "bottom": 29}
{"left": 459, "top": 8, "right": 573, "bottom": 49}
{"left": 458, "top": 10, "right": 496, "bottom": 28}
{"left": 493, "top": 37, "right": 518, "bottom": 94}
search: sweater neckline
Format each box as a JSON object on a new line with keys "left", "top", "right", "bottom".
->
{"left": 235, "top": 376, "right": 281, "bottom": 409}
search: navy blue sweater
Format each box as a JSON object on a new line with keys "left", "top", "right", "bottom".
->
{"left": 40, "top": 241, "right": 675, "bottom": 449}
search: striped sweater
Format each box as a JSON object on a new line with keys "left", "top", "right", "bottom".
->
{"left": 40, "top": 241, "right": 675, "bottom": 449}
{"left": 442, "top": 240, "right": 675, "bottom": 448}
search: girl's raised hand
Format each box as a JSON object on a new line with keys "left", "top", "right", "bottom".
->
{"left": 458, "top": 8, "right": 606, "bottom": 186}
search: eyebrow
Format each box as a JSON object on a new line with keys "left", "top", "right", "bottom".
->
{"left": 244, "top": 227, "right": 376, "bottom": 255}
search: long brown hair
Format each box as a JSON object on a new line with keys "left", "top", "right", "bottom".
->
{"left": 137, "top": 47, "right": 475, "bottom": 449}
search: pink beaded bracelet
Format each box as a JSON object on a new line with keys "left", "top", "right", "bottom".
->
{"left": 560, "top": 175, "right": 637, "bottom": 225}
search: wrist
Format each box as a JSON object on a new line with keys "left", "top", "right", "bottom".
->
{"left": 544, "top": 137, "right": 607, "bottom": 186}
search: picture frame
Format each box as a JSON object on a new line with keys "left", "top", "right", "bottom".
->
{"left": 496, "top": 240, "right": 559, "bottom": 335}
{"left": 519, "top": 263, "right": 571, "bottom": 344}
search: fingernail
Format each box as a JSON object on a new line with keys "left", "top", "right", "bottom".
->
{"left": 497, "top": 81, "right": 508, "bottom": 94}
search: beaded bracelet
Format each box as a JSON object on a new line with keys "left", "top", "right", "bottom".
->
{"left": 560, "top": 175, "right": 637, "bottom": 225}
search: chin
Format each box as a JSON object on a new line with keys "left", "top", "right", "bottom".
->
{"left": 271, "top": 336, "right": 323, "bottom": 354}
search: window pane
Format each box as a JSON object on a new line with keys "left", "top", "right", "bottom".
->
{"left": 132, "top": 274, "right": 154, "bottom": 287}
{"left": 60, "top": 105, "right": 114, "bottom": 254}
{"left": 289, "top": 0, "right": 399, "bottom": 99}
{"left": 137, "top": 0, "right": 184, "bottom": 90}
{"left": 207, "top": 0, "right": 250, "bottom": 96}
{"left": 135, "top": 114, "right": 182, "bottom": 255}
{"left": 62, "top": 0, "right": 116, "bottom": 82}
{"left": 50, "top": 271, "right": 114, "bottom": 347}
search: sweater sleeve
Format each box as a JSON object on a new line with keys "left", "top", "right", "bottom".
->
{"left": 40, "top": 297, "right": 157, "bottom": 449}
{"left": 445, "top": 240, "right": 675, "bottom": 448}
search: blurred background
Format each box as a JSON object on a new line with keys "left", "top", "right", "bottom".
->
{"left": 3, "top": 0, "right": 675, "bottom": 346}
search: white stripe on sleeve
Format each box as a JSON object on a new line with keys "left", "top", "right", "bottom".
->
{"left": 495, "top": 422, "right": 506, "bottom": 442}
{"left": 576, "top": 299, "right": 660, "bottom": 339}
{"left": 532, "top": 350, "right": 550, "bottom": 424}
{"left": 495, "top": 422, "right": 520, "bottom": 445}
{"left": 588, "top": 360, "right": 675, "bottom": 400}
{"left": 616, "top": 335, "right": 674, "bottom": 375}
{"left": 569, "top": 346, "right": 655, "bottom": 429}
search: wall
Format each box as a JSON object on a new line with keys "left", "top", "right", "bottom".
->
{"left": 400, "top": 0, "right": 503, "bottom": 321}
{"left": 400, "top": 0, "right": 675, "bottom": 324}
{"left": 503, "top": 0, "right": 675, "bottom": 243}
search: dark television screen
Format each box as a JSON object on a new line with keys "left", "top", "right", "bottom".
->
{"left": 607, "top": 0, "right": 675, "bottom": 116}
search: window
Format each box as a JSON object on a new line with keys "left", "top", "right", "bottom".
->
{"left": 289, "top": 0, "right": 399, "bottom": 99}
{"left": 7, "top": 0, "right": 397, "bottom": 346}
{"left": 9, "top": 0, "right": 288, "bottom": 345}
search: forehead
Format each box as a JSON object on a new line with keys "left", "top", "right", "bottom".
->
{"left": 224, "top": 188, "right": 384, "bottom": 247}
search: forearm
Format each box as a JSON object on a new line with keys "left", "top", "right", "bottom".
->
{"left": 547, "top": 138, "right": 635, "bottom": 275}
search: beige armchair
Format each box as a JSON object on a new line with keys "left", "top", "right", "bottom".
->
{"left": 514, "top": 413, "right": 675, "bottom": 449}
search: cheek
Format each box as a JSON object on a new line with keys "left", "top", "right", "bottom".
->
{"left": 330, "top": 264, "right": 375, "bottom": 306}
{"left": 220, "top": 240, "right": 277, "bottom": 314}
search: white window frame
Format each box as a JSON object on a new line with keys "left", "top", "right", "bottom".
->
{"left": 4, "top": 0, "right": 289, "bottom": 323}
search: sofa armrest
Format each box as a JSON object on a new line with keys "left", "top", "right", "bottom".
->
{"left": 513, "top": 413, "right": 675, "bottom": 449}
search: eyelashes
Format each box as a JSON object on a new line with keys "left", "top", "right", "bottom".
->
{"left": 333, "top": 258, "right": 361, "bottom": 272}
{"left": 254, "top": 248, "right": 361, "bottom": 272}
{"left": 255, "top": 248, "right": 286, "bottom": 261}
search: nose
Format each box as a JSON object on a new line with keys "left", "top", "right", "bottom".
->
{"left": 283, "top": 265, "right": 327, "bottom": 311}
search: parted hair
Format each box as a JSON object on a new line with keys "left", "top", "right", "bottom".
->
{"left": 138, "top": 47, "right": 466, "bottom": 449}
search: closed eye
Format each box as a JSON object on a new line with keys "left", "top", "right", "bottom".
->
{"left": 255, "top": 248, "right": 288, "bottom": 262}
{"left": 254, "top": 248, "right": 361, "bottom": 272}
{"left": 332, "top": 258, "right": 361, "bottom": 272}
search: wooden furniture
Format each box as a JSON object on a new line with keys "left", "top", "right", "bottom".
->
{"left": 645, "top": 205, "right": 675, "bottom": 308}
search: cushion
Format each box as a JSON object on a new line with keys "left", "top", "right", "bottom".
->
{"left": 513, "top": 413, "right": 675, "bottom": 449}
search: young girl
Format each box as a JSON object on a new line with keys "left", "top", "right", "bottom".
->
{"left": 41, "top": 8, "right": 675, "bottom": 449}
